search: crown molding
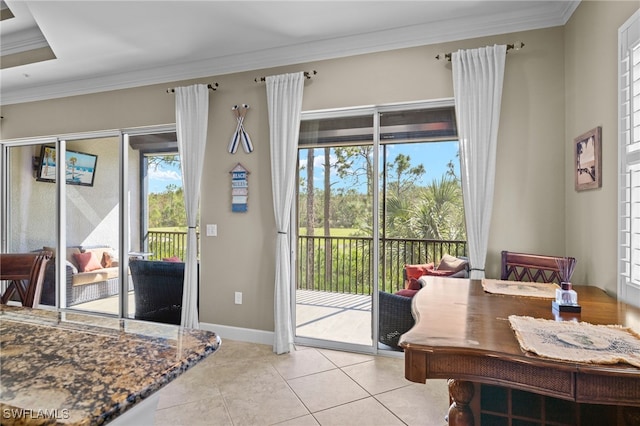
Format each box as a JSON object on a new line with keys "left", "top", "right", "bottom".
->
{"left": 0, "top": 2, "right": 579, "bottom": 106}
{"left": 0, "top": 27, "right": 49, "bottom": 56}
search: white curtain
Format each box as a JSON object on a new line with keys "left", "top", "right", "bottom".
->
{"left": 175, "top": 84, "right": 209, "bottom": 328}
{"left": 452, "top": 45, "right": 506, "bottom": 279}
{"left": 266, "top": 72, "right": 305, "bottom": 354}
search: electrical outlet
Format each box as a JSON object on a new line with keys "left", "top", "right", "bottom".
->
{"left": 206, "top": 224, "right": 217, "bottom": 237}
{"left": 234, "top": 291, "right": 242, "bottom": 304}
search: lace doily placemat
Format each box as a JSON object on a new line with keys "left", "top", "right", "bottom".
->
{"left": 482, "top": 279, "right": 559, "bottom": 299}
{"left": 509, "top": 315, "right": 640, "bottom": 368}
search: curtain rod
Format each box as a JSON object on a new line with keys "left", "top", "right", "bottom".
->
{"left": 166, "top": 83, "right": 218, "bottom": 93}
{"left": 435, "top": 42, "right": 524, "bottom": 61}
{"left": 254, "top": 70, "right": 317, "bottom": 83}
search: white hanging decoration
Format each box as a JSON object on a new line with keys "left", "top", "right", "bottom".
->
{"left": 228, "top": 104, "right": 253, "bottom": 154}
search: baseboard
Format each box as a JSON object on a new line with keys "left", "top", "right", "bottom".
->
{"left": 199, "top": 322, "right": 274, "bottom": 346}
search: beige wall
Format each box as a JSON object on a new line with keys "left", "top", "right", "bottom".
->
{"left": 0, "top": 1, "right": 633, "bottom": 331}
{"left": 564, "top": 1, "right": 638, "bottom": 295}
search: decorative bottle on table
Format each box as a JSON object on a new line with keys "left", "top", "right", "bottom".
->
{"left": 553, "top": 257, "right": 580, "bottom": 313}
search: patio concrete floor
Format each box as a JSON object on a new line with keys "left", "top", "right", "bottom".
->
{"left": 72, "top": 289, "right": 375, "bottom": 347}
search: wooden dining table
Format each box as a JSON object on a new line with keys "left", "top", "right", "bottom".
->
{"left": 400, "top": 277, "right": 640, "bottom": 426}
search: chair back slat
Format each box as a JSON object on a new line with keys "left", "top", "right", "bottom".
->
{"left": 501, "top": 250, "right": 574, "bottom": 284}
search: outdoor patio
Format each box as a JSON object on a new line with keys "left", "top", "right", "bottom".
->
{"left": 71, "top": 289, "right": 374, "bottom": 346}
{"left": 295, "top": 289, "right": 372, "bottom": 346}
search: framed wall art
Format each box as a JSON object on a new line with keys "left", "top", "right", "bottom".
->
{"left": 36, "top": 145, "right": 98, "bottom": 187}
{"left": 574, "top": 126, "right": 602, "bottom": 192}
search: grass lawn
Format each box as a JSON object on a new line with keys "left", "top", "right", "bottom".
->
{"left": 298, "top": 228, "right": 362, "bottom": 237}
{"left": 149, "top": 227, "right": 364, "bottom": 237}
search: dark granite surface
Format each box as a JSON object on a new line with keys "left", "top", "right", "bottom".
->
{"left": 0, "top": 305, "right": 221, "bottom": 425}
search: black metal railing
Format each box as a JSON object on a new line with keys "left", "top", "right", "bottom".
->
{"left": 146, "top": 231, "right": 466, "bottom": 295}
{"left": 298, "top": 236, "right": 467, "bottom": 295}
{"left": 146, "top": 231, "right": 199, "bottom": 261}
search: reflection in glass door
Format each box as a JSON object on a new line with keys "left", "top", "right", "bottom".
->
{"left": 63, "top": 136, "right": 127, "bottom": 315}
{"left": 2, "top": 129, "right": 180, "bottom": 319}
{"left": 3, "top": 140, "right": 57, "bottom": 306}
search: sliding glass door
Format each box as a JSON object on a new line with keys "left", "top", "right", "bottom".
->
{"left": 294, "top": 101, "right": 462, "bottom": 353}
{"left": 1, "top": 132, "right": 134, "bottom": 317}
{"left": 296, "top": 112, "right": 376, "bottom": 350}
{"left": 62, "top": 136, "right": 126, "bottom": 315}
{"left": 2, "top": 139, "right": 57, "bottom": 305}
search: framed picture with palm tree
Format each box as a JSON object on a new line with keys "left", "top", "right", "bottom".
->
{"left": 36, "top": 145, "right": 98, "bottom": 187}
{"left": 574, "top": 126, "right": 602, "bottom": 192}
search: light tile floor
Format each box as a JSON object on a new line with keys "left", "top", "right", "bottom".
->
{"left": 153, "top": 339, "right": 449, "bottom": 426}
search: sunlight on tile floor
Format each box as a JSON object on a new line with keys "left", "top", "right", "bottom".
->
{"left": 154, "top": 339, "right": 449, "bottom": 426}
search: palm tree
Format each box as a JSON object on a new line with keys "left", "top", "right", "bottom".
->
{"left": 68, "top": 156, "right": 78, "bottom": 181}
{"left": 409, "top": 176, "right": 465, "bottom": 241}
{"left": 42, "top": 147, "right": 55, "bottom": 178}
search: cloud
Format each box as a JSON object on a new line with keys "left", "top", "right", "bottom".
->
{"left": 149, "top": 168, "right": 181, "bottom": 182}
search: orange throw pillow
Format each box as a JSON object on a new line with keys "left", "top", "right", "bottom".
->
{"left": 163, "top": 256, "right": 182, "bottom": 262}
{"left": 74, "top": 251, "right": 103, "bottom": 272}
{"left": 404, "top": 263, "right": 435, "bottom": 280}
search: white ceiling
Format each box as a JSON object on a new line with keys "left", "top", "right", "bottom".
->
{"left": 0, "top": 1, "right": 579, "bottom": 106}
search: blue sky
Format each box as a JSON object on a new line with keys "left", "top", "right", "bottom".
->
{"left": 299, "top": 141, "right": 460, "bottom": 192}
{"left": 388, "top": 141, "right": 460, "bottom": 185}
{"left": 148, "top": 162, "right": 182, "bottom": 193}
{"left": 147, "top": 141, "right": 460, "bottom": 194}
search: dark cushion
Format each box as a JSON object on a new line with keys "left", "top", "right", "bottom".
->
{"left": 423, "top": 268, "right": 458, "bottom": 277}
{"left": 406, "top": 277, "right": 422, "bottom": 290}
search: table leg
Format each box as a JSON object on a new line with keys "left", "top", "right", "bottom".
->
{"left": 447, "top": 379, "right": 475, "bottom": 426}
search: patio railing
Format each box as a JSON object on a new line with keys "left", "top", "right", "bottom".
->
{"left": 146, "top": 230, "right": 466, "bottom": 294}
{"left": 298, "top": 236, "right": 467, "bottom": 295}
{"left": 146, "top": 230, "right": 199, "bottom": 261}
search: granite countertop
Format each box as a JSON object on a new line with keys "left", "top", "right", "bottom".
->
{"left": 0, "top": 305, "right": 221, "bottom": 425}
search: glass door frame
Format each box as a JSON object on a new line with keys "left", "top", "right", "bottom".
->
{"left": 292, "top": 99, "right": 456, "bottom": 355}
{"left": 293, "top": 106, "right": 379, "bottom": 354}
{"left": 1, "top": 129, "right": 129, "bottom": 316}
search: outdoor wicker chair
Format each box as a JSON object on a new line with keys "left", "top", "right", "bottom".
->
{"left": 129, "top": 259, "right": 184, "bottom": 325}
{"left": 378, "top": 290, "right": 415, "bottom": 350}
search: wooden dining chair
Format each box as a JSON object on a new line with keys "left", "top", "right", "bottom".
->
{"left": 0, "top": 251, "right": 52, "bottom": 307}
{"left": 500, "top": 250, "right": 574, "bottom": 283}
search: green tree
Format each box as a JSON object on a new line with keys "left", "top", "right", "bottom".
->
{"left": 409, "top": 176, "right": 465, "bottom": 240}
{"left": 148, "top": 184, "right": 186, "bottom": 228}
{"left": 387, "top": 153, "right": 426, "bottom": 198}
{"left": 334, "top": 146, "right": 374, "bottom": 198}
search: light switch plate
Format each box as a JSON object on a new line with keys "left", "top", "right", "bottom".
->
{"left": 206, "top": 224, "right": 217, "bottom": 236}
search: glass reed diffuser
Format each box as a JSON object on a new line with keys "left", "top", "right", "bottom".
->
{"left": 553, "top": 257, "right": 580, "bottom": 313}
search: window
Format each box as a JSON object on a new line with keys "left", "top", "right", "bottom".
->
{"left": 618, "top": 10, "right": 640, "bottom": 307}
